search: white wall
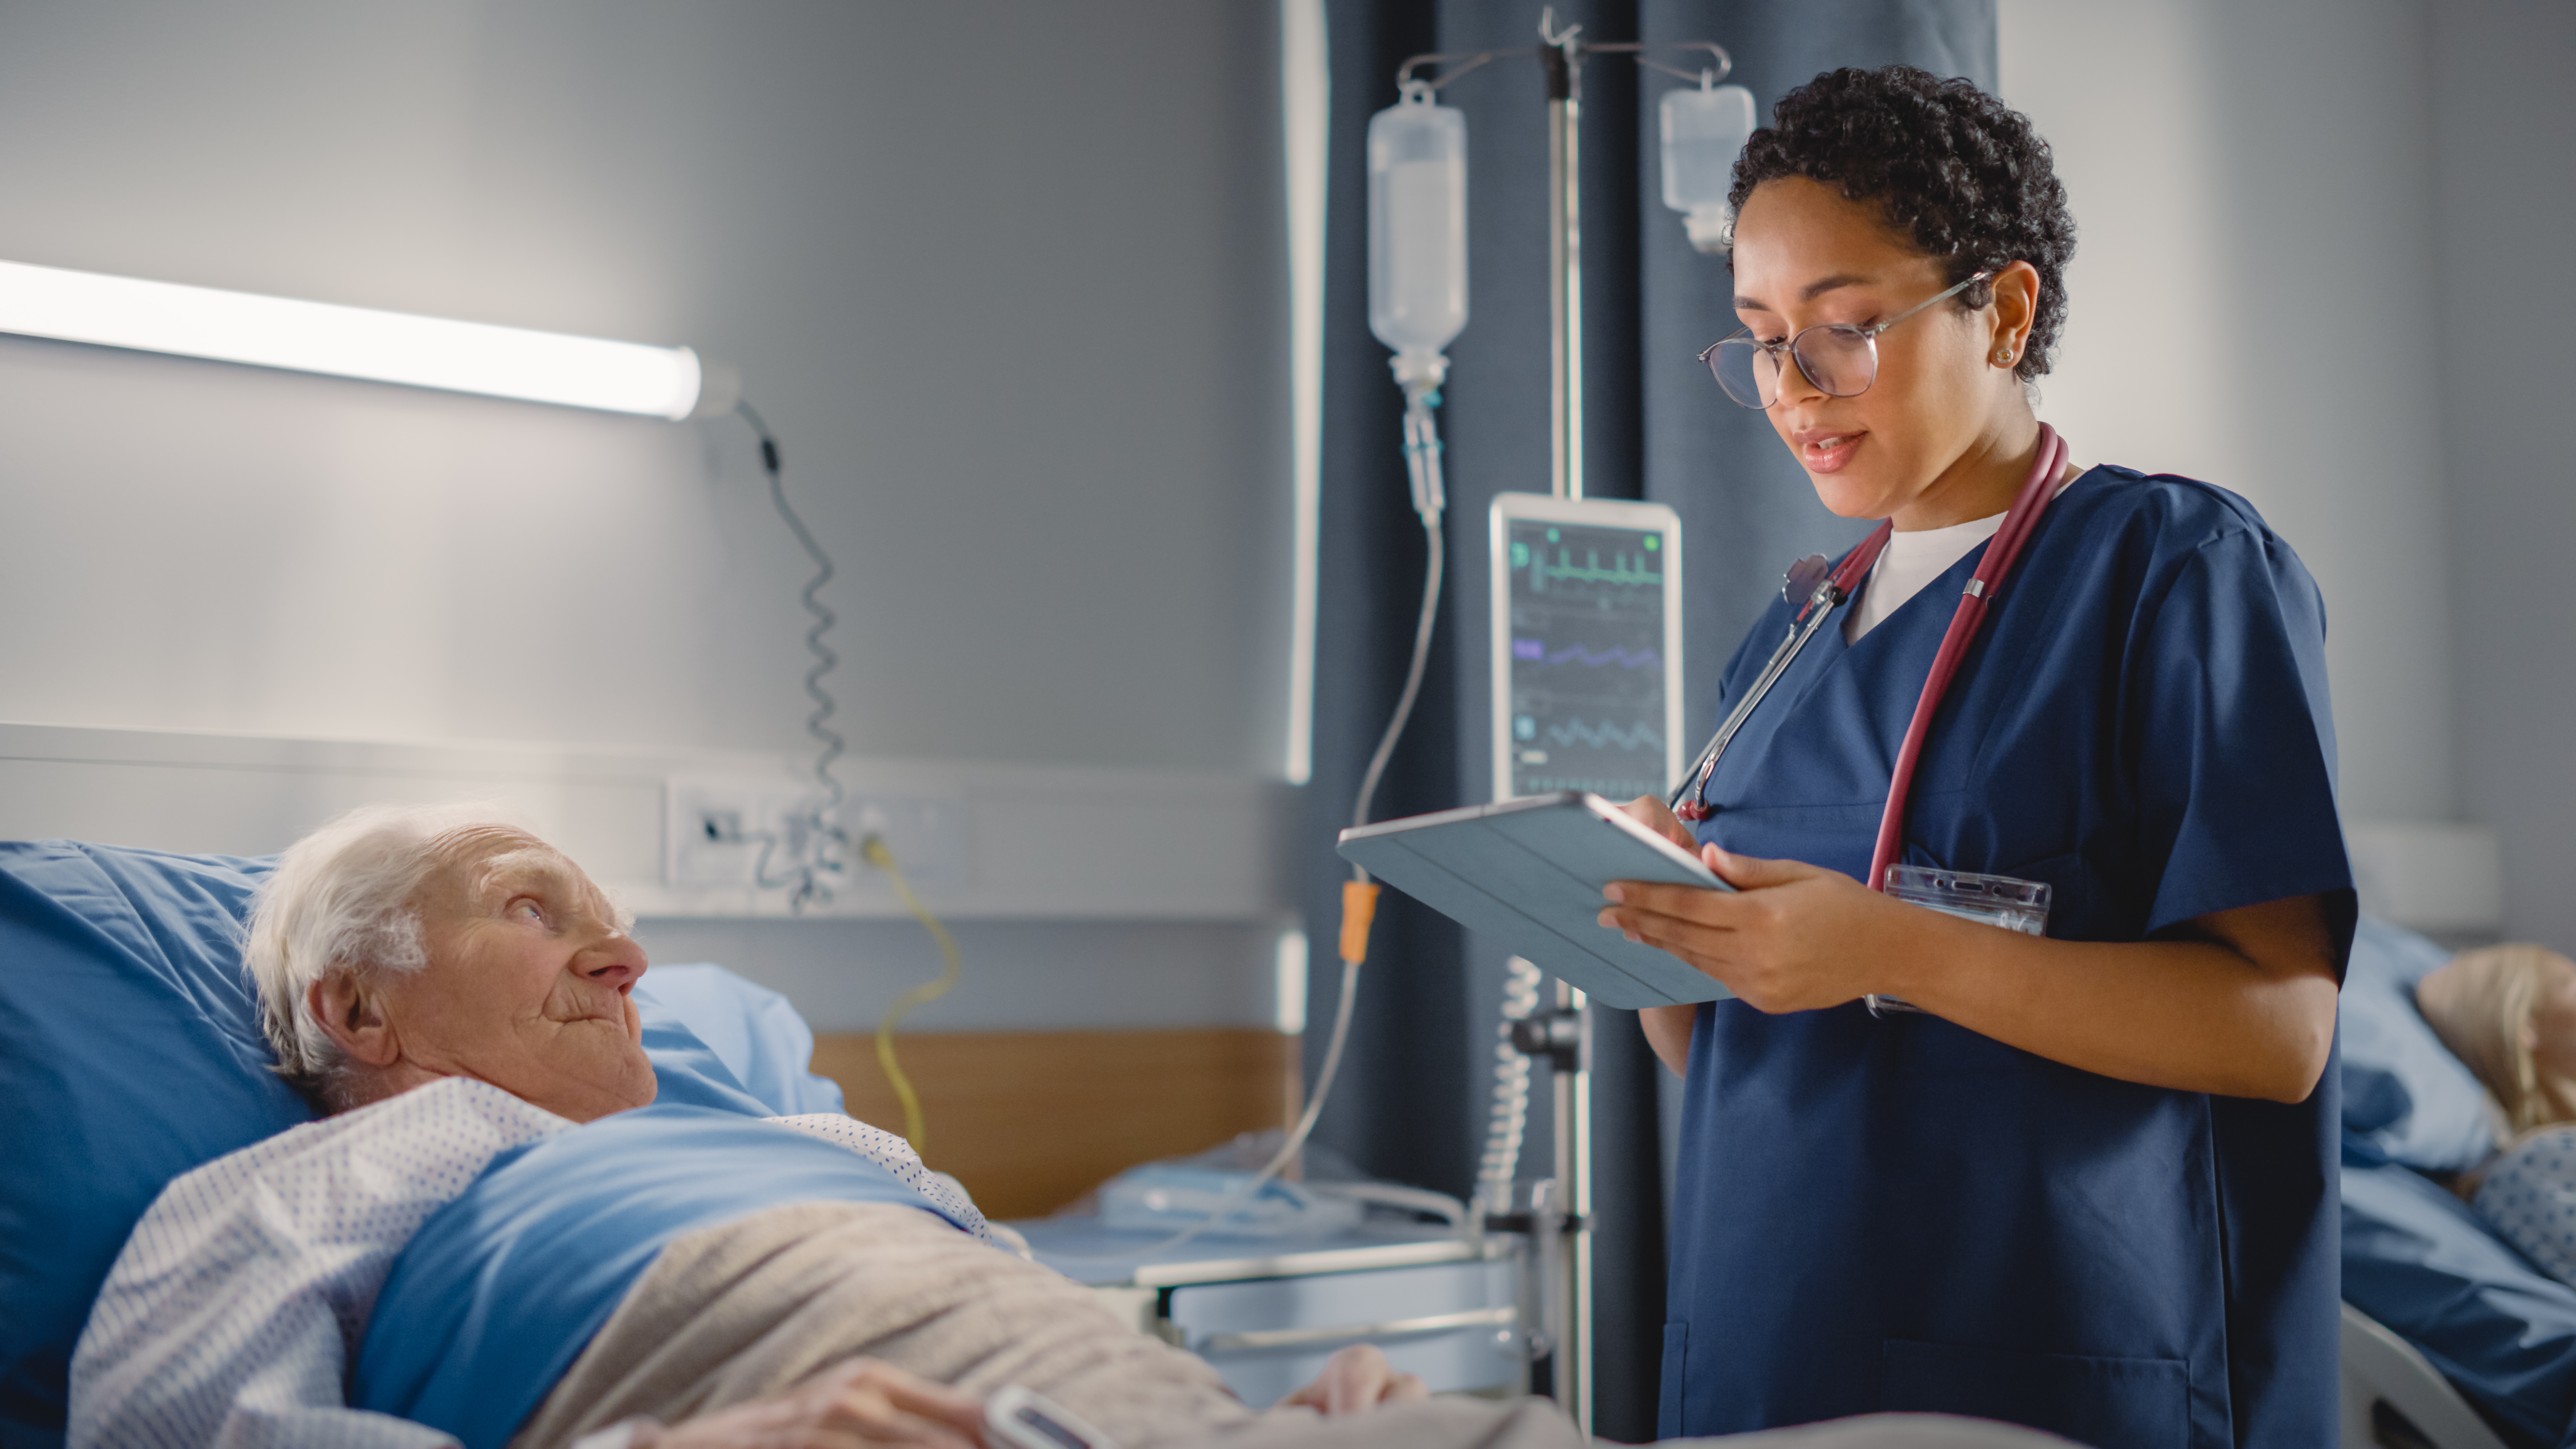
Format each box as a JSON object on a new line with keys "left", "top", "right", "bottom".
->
{"left": 2431, "top": 0, "right": 2576, "bottom": 948}
{"left": 0, "top": 2, "right": 1298, "bottom": 1032}
{"left": 2000, "top": 0, "right": 2455, "bottom": 824}
{"left": 0, "top": 0, "right": 1289, "bottom": 774}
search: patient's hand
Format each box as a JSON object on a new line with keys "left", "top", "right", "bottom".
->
{"left": 659, "top": 1357, "right": 989, "bottom": 1447}
{"left": 1271, "top": 1344, "right": 1427, "bottom": 1416}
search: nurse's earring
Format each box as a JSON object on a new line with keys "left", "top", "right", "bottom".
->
{"left": 1993, "top": 345, "right": 2015, "bottom": 366}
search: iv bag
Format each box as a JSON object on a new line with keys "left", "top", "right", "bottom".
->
{"left": 1368, "top": 88, "right": 1467, "bottom": 384}
{"left": 1660, "top": 84, "right": 1756, "bottom": 254}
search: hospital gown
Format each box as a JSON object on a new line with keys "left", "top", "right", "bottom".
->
{"left": 2473, "top": 1129, "right": 2576, "bottom": 1288}
{"left": 67, "top": 1077, "right": 987, "bottom": 1449}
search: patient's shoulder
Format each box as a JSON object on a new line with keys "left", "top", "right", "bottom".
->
{"left": 132, "top": 1078, "right": 571, "bottom": 1252}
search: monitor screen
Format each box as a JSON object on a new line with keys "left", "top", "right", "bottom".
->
{"left": 1500, "top": 516, "right": 1672, "bottom": 802}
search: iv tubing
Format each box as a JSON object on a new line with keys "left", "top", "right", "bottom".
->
{"left": 1041, "top": 949, "right": 1361, "bottom": 1263}
{"left": 1349, "top": 390, "right": 1449, "bottom": 879}
{"left": 1055, "top": 393, "right": 1445, "bottom": 1262}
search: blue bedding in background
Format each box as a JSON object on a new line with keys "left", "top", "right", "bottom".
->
{"left": 2342, "top": 917, "right": 2499, "bottom": 1172}
{"left": 352, "top": 1105, "right": 964, "bottom": 1449}
{"left": 2344, "top": 1158, "right": 2576, "bottom": 1448}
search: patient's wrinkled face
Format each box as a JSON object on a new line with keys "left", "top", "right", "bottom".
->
{"left": 377, "top": 829, "right": 657, "bottom": 1122}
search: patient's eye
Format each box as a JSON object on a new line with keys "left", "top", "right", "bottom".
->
{"left": 505, "top": 897, "right": 545, "bottom": 925}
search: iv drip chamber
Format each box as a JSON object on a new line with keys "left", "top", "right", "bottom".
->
{"left": 1367, "top": 85, "right": 1468, "bottom": 389}
{"left": 1660, "top": 83, "right": 1756, "bottom": 254}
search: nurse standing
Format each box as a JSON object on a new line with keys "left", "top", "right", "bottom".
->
{"left": 1597, "top": 68, "right": 2352, "bottom": 1449}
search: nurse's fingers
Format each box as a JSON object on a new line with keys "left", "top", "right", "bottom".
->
{"left": 1617, "top": 794, "right": 1700, "bottom": 852}
{"left": 1701, "top": 845, "right": 1824, "bottom": 891}
{"left": 1599, "top": 879, "right": 1748, "bottom": 928}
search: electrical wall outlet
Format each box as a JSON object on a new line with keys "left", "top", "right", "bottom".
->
{"left": 664, "top": 778, "right": 969, "bottom": 894}
{"left": 836, "top": 793, "right": 970, "bottom": 892}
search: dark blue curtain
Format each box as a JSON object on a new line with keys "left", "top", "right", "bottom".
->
{"left": 1298, "top": 3, "right": 1993, "bottom": 1438}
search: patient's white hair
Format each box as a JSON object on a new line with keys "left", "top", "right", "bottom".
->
{"left": 245, "top": 801, "right": 528, "bottom": 1109}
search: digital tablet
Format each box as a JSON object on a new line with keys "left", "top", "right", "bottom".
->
{"left": 1335, "top": 791, "right": 1734, "bottom": 1008}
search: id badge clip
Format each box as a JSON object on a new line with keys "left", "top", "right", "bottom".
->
{"left": 1866, "top": 866, "right": 2053, "bottom": 1017}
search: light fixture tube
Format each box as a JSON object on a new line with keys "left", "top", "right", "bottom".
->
{"left": 0, "top": 258, "right": 736, "bottom": 420}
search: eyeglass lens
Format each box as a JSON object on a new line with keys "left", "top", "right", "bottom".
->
{"left": 1707, "top": 327, "right": 1881, "bottom": 409}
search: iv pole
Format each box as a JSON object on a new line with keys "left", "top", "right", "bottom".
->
{"left": 1395, "top": 14, "right": 1730, "bottom": 1434}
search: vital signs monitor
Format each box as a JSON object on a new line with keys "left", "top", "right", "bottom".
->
{"left": 1488, "top": 493, "right": 1685, "bottom": 804}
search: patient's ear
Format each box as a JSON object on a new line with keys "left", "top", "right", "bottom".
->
{"left": 308, "top": 971, "right": 401, "bottom": 1068}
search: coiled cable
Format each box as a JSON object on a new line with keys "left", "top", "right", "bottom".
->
{"left": 1478, "top": 955, "right": 1544, "bottom": 1218}
{"left": 735, "top": 399, "right": 849, "bottom": 911}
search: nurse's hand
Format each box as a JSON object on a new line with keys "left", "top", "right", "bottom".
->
{"left": 1614, "top": 793, "right": 1700, "bottom": 851}
{"left": 1598, "top": 843, "right": 1907, "bottom": 1014}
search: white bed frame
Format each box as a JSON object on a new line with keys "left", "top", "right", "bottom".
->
{"left": 2341, "top": 1302, "right": 2510, "bottom": 1449}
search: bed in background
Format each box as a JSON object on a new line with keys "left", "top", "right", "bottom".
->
{"left": 2341, "top": 916, "right": 2576, "bottom": 1448}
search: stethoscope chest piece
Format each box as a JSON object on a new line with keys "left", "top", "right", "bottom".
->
{"left": 1782, "top": 553, "right": 1833, "bottom": 605}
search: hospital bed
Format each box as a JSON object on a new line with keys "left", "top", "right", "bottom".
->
{"left": 1014, "top": 1218, "right": 1521, "bottom": 1407}
{"left": 2339, "top": 917, "right": 2576, "bottom": 1448}
{"left": 7, "top": 835, "right": 2576, "bottom": 1449}
{"left": 0, "top": 836, "right": 1522, "bottom": 1448}
{"left": 0, "top": 838, "right": 875, "bottom": 1449}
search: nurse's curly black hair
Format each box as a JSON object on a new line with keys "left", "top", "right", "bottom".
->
{"left": 1729, "top": 65, "right": 2075, "bottom": 381}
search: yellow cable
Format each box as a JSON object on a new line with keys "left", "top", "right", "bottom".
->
{"left": 862, "top": 834, "right": 959, "bottom": 1157}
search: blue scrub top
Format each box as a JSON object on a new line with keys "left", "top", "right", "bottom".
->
{"left": 1662, "top": 467, "right": 2354, "bottom": 1449}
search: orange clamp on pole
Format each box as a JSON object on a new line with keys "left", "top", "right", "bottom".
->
{"left": 1339, "top": 880, "right": 1382, "bottom": 965}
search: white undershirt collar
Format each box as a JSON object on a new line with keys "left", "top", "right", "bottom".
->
{"left": 1842, "top": 473, "right": 2078, "bottom": 643}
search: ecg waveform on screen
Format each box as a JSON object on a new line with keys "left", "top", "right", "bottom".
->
{"left": 1507, "top": 520, "right": 1670, "bottom": 801}
{"left": 1542, "top": 718, "right": 1664, "bottom": 752}
{"left": 1516, "top": 641, "right": 1662, "bottom": 670}
{"left": 1529, "top": 555, "right": 1663, "bottom": 587}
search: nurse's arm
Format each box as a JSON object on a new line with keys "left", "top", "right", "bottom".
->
{"left": 1641, "top": 1003, "right": 1698, "bottom": 1078}
{"left": 1601, "top": 853, "right": 2340, "bottom": 1102}
{"left": 1896, "top": 891, "right": 2341, "bottom": 1103}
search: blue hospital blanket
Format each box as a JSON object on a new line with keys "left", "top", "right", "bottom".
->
{"left": 350, "top": 1104, "right": 972, "bottom": 1449}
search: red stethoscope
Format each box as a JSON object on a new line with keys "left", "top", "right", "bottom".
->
{"left": 1668, "top": 424, "right": 2072, "bottom": 895}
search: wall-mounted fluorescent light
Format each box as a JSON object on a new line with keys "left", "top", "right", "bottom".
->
{"left": 0, "top": 258, "right": 736, "bottom": 420}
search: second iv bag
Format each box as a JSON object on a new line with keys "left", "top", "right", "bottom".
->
{"left": 1661, "top": 83, "right": 1756, "bottom": 254}
{"left": 1368, "top": 85, "right": 1467, "bottom": 388}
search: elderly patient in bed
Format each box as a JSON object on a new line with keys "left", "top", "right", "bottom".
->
{"left": 69, "top": 803, "right": 1454, "bottom": 1449}
{"left": 70, "top": 805, "right": 2056, "bottom": 1449}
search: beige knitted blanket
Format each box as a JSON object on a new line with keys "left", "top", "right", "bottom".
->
{"left": 509, "top": 1199, "right": 2057, "bottom": 1449}
{"left": 510, "top": 1200, "right": 1254, "bottom": 1449}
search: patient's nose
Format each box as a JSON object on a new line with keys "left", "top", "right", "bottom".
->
{"left": 576, "top": 930, "right": 648, "bottom": 989}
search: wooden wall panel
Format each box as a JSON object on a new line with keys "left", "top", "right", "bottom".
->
{"left": 811, "top": 1028, "right": 1301, "bottom": 1220}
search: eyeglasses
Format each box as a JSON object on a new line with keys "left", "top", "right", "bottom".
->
{"left": 1699, "top": 270, "right": 1993, "bottom": 409}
